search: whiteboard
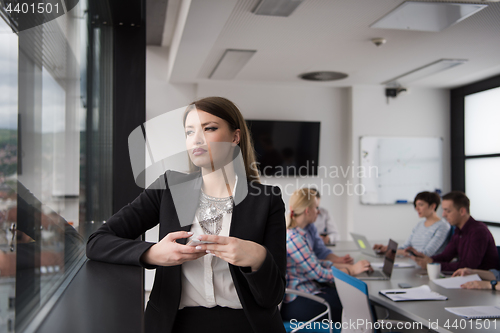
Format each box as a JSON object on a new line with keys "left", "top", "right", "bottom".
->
{"left": 360, "top": 136, "right": 443, "bottom": 205}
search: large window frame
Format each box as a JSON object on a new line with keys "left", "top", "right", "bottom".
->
{"left": 0, "top": 0, "right": 146, "bottom": 331}
{"left": 450, "top": 74, "right": 500, "bottom": 226}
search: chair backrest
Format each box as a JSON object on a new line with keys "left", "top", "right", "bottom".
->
{"left": 332, "top": 267, "right": 376, "bottom": 333}
{"left": 282, "top": 289, "right": 335, "bottom": 333}
{"left": 448, "top": 226, "right": 456, "bottom": 240}
{"left": 436, "top": 225, "right": 455, "bottom": 255}
{"left": 497, "top": 246, "right": 500, "bottom": 267}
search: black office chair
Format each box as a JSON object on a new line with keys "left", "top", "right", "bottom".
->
{"left": 445, "top": 226, "right": 456, "bottom": 244}
{"left": 497, "top": 246, "right": 500, "bottom": 268}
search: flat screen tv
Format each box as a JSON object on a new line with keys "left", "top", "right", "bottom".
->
{"left": 246, "top": 120, "right": 320, "bottom": 176}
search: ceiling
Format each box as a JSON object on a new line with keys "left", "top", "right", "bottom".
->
{"left": 148, "top": 0, "right": 500, "bottom": 89}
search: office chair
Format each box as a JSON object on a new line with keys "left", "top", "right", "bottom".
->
{"left": 331, "top": 267, "right": 406, "bottom": 333}
{"left": 446, "top": 226, "right": 455, "bottom": 243}
{"left": 282, "top": 288, "right": 338, "bottom": 333}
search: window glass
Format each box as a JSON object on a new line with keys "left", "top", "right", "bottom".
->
{"left": 464, "top": 86, "right": 500, "bottom": 156}
{"left": 0, "top": 14, "right": 18, "bottom": 333}
{"left": 0, "top": 0, "right": 113, "bottom": 330}
{"left": 465, "top": 157, "right": 500, "bottom": 223}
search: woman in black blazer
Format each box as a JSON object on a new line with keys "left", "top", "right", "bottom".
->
{"left": 86, "top": 97, "right": 286, "bottom": 333}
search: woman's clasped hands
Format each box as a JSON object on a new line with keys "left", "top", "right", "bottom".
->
{"left": 141, "top": 231, "right": 206, "bottom": 266}
{"left": 195, "top": 234, "right": 267, "bottom": 272}
{"left": 141, "top": 231, "right": 267, "bottom": 272}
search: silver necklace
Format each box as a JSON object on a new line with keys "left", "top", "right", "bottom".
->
{"left": 197, "top": 190, "right": 234, "bottom": 235}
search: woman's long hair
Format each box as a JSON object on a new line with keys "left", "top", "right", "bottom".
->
{"left": 287, "top": 188, "right": 316, "bottom": 229}
{"left": 183, "top": 97, "right": 260, "bottom": 183}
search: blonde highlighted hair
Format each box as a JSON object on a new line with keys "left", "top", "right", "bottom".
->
{"left": 287, "top": 188, "right": 317, "bottom": 229}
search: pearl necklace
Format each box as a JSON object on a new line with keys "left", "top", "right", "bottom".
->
{"left": 197, "top": 190, "right": 234, "bottom": 235}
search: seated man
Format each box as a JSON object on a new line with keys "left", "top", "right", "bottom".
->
{"left": 452, "top": 267, "right": 500, "bottom": 290}
{"left": 411, "top": 191, "right": 499, "bottom": 271}
{"left": 305, "top": 220, "right": 353, "bottom": 264}
{"left": 310, "top": 189, "right": 340, "bottom": 245}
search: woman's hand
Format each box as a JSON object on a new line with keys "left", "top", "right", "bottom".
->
{"left": 452, "top": 267, "right": 473, "bottom": 277}
{"left": 141, "top": 231, "right": 206, "bottom": 266}
{"left": 349, "top": 260, "right": 372, "bottom": 276}
{"left": 373, "top": 244, "right": 387, "bottom": 253}
{"left": 461, "top": 280, "right": 491, "bottom": 290}
{"left": 405, "top": 246, "right": 423, "bottom": 257}
{"left": 397, "top": 249, "right": 409, "bottom": 257}
{"left": 332, "top": 254, "right": 354, "bottom": 265}
{"left": 196, "top": 234, "right": 267, "bottom": 272}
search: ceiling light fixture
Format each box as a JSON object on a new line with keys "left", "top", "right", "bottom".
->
{"left": 209, "top": 49, "right": 256, "bottom": 80}
{"left": 252, "top": 0, "right": 304, "bottom": 17}
{"left": 371, "top": 38, "right": 386, "bottom": 47}
{"left": 382, "top": 59, "right": 468, "bottom": 87}
{"left": 299, "top": 71, "right": 348, "bottom": 82}
{"left": 371, "top": 1, "right": 487, "bottom": 32}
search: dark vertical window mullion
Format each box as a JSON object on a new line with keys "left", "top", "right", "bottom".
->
{"left": 450, "top": 87, "right": 466, "bottom": 192}
{"left": 84, "top": 13, "right": 94, "bottom": 231}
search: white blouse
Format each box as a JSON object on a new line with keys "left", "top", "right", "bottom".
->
{"left": 179, "top": 181, "right": 242, "bottom": 309}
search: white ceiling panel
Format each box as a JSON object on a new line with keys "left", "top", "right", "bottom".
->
{"left": 166, "top": 0, "right": 500, "bottom": 88}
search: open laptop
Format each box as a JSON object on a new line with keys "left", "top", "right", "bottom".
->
{"left": 350, "top": 233, "right": 384, "bottom": 257}
{"left": 355, "top": 239, "right": 398, "bottom": 281}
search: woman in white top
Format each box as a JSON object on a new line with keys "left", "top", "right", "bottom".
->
{"left": 87, "top": 97, "right": 287, "bottom": 333}
{"left": 374, "top": 191, "right": 450, "bottom": 257}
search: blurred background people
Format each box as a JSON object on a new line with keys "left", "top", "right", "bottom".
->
{"left": 374, "top": 191, "right": 450, "bottom": 257}
{"left": 281, "top": 188, "right": 371, "bottom": 323}
{"left": 310, "top": 189, "right": 340, "bottom": 245}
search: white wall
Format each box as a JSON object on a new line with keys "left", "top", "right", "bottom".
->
{"left": 348, "top": 85, "right": 451, "bottom": 241}
{"left": 147, "top": 46, "right": 196, "bottom": 118}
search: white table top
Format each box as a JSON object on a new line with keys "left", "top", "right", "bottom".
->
{"left": 327, "top": 241, "right": 500, "bottom": 333}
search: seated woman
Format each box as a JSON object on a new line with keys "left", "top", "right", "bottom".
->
{"left": 281, "top": 188, "right": 371, "bottom": 323}
{"left": 453, "top": 267, "right": 500, "bottom": 290}
{"left": 374, "top": 191, "right": 450, "bottom": 257}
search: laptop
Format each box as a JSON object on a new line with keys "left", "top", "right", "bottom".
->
{"left": 350, "top": 233, "right": 384, "bottom": 257}
{"left": 355, "top": 239, "right": 398, "bottom": 281}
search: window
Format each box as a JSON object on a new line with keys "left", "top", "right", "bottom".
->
{"left": 0, "top": 0, "right": 114, "bottom": 330}
{"left": 451, "top": 75, "right": 500, "bottom": 225}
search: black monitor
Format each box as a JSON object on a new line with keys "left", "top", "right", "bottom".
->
{"left": 246, "top": 120, "right": 320, "bottom": 176}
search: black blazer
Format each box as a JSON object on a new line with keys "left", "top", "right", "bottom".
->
{"left": 86, "top": 171, "right": 287, "bottom": 333}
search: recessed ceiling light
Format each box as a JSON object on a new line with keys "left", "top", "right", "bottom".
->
{"left": 371, "top": 1, "right": 487, "bottom": 32}
{"left": 299, "top": 71, "right": 348, "bottom": 81}
{"left": 209, "top": 50, "right": 256, "bottom": 80}
{"left": 382, "top": 59, "right": 468, "bottom": 86}
{"left": 253, "top": 0, "right": 304, "bottom": 17}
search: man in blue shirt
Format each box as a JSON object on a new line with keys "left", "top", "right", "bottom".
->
{"left": 304, "top": 216, "right": 353, "bottom": 264}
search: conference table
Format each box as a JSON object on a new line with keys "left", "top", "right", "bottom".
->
{"left": 329, "top": 241, "right": 500, "bottom": 333}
